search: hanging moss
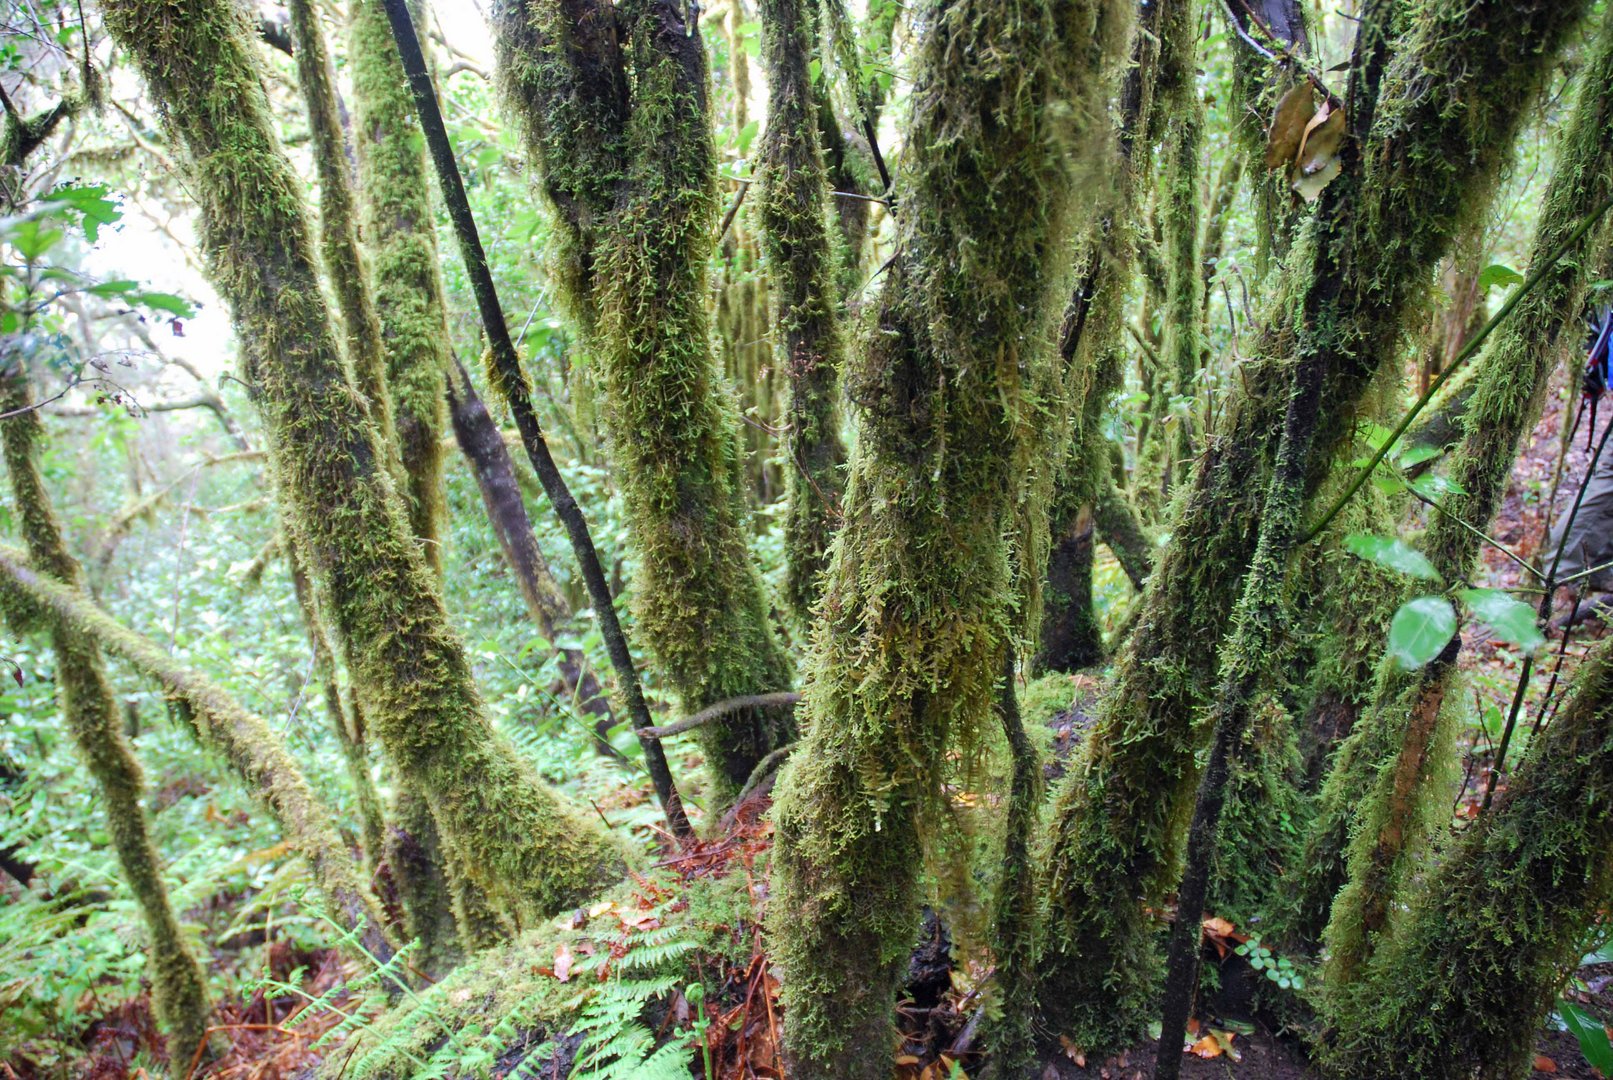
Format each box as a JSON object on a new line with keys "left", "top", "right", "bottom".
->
{"left": 0, "top": 543, "right": 394, "bottom": 961}
{"left": 756, "top": 0, "right": 849, "bottom": 624}
{"left": 1037, "top": 0, "right": 1587, "bottom": 1049}
{"left": 349, "top": 0, "right": 451, "bottom": 577}
{"left": 495, "top": 0, "right": 795, "bottom": 799}
{"left": 0, "top": 367, "right": 213, "bottom": 1070}
{"left": 1155, "top": 0, "right": 1204, "bottom": 483}
{"left": 767, "top": 0, "right": 1129, "bottom": 1070}
{"left": 286, "top": 0, "right": 396, "bottom": 453}
{"left": 100, "top": 0, "right": 622, "bottom": 924}
{"left": 1325, "top": 636, "right": 1613, "bottom": 1079}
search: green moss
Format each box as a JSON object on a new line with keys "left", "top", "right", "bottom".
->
{"left": 349, "top": 0, "right": 451, "bottom": 578}
{"left": 766, "top": 0, "right": 1130, "bottom": 1069}
{"left": 495, "top": 0, "right": 795, "bottom": 799}
{"left": 100, "top": 0, "right": 622, "bottom": 925}
{"left": 0, "top": 368, "right": 212, "bottom": 1069}
{"left": 1036, "top": 0, "right": 1587, "bottom": 1048}
{"left": 384, "top": 790, "right": 465, "bottom": 972}
{"left": 1325, "top": 637, "right": 1613, "bottom": 1079}
{"left": 1319, "top": 5, "right": 1613, "bottom": 986}
{"left": 756, "top": 0, "right": 849, "bottom": 624}
{"left": 322, "top": 868, "right": 756, "bottom": 1079}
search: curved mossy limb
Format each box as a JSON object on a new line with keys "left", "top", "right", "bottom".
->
{"left": 0, "top": 543, "right": 393, "bottom": 962}
{"left": 1036, "top": 497, "right": 1104, "bottom": 673}
{"left": 1324, "top": 637, "right": 1613, "bottom": 1079}
{"left": 286, "top": 0, "right": 396, "bottom": 455}
{"left": 100, "top": 0, "right": 622, "bottom": 923}
{"left": 1320, "top": 6, "right": 1613, "bottom": 987}
{"left": 756, "top": 0, "right": 848, "bottom": 625}
{"left": 767, "top": 0, "right": 1130, "bottom": 1070}
{"left": 349, "top": 0, "right": 451, "bottom": 578}
{"left": 1037, "top": 0, "right": 1587, "bottom": 1049}
{"left": 495, "top": 0, "right": 795, "bottom": 800}
{"left": 0, "top": 367, "right": 213, "bottom": 1070}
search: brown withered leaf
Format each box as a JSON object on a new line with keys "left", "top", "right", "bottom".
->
{"left": 1297, "top": 104, "right": 1347, "bottom": 175}
{"left": 1265, "top": 82, "right": 1315, "bottom": 169}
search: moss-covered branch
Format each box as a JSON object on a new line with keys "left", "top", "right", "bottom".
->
{"left": 286, "top": 0, "right": 396, "bottom": 453}
{"left": 349, "top": 0, "right": 450, "bottom": 576}
{"left": 0, "top": 541, "right": 393, "bottom": 961}
{"left": 756, "top": 0, "right": 848, "bottom": 623}
{"left": 1326, "top": 635, "right": 1613, "bottom": 1078}
{"left": 495, "top": 0, "right": 795, "bottom": 799}
{"left": 1319, "top": 4, "right": 1613, "bottom": 986}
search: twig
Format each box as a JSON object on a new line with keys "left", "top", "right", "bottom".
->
{"left": 639, "top": 691, "right": 803, "bottom": 739}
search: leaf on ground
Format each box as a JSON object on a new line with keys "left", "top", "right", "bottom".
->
{"left": 553, "top": 942, "right": 573, "bottom": 983}
{"left": 1188, "top": 1034, "right": 1223, "bottom": 1058}
{"left": 1058, "top": 1034, "right": 1085, "bottom": 1066}
{"left": 1534, "top": 1054, "right": 1557, "bottom": 1072}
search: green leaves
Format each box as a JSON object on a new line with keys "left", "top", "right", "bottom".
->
{"left": 1478, "top": 262, "right": 1525, "bottom": 292}
{"left": 38, "top": 185, "right": 121, "bottom": 243}
{"left": 1458, "top": 588, "right": 1545, "bottom": 654}
{"left": 1388, "top": 596, "right": 1458, "bottom": 670}
{"left": 1344, "top": 533, "right": 1440, "bottom": 580}
{"left": 1558, "top": 1001, "right": 1613, "bottom": 1076}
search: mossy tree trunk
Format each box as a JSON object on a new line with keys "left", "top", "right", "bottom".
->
{"left": 1325, "top": 635, "right": 1613, "bottom": 1079}
{"left": 765, "top": 0, "right": 1129, "bottom": 1072}
{"left": 286, "top": 0, "right": 396, "bottom": 456}
{"left": 0, "top": 365, "right": 213, "bottom": 1071}
{"left": 756, "top": 0, "right": 848, "bottom": 625}
{"left": 101, "top": 0, "right": 621, "bottom": 926}
{"left": 494, "top": 0, "right": 795, "bottom": 801}
{"left": 350, "top": 0, "right": 451, "bottom": 579}
{"left": 1319, "top": 4, "right": 1613, "bottom": 986}
{"left": 1038, "top": 0, "right": 1586, "bottom": 1050}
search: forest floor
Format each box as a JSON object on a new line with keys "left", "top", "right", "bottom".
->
{"left": 9, "top": 377, "right": 1613, "bottom": 1080}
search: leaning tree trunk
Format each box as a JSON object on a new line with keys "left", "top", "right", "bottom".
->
{"left": 101, "top": 0, "right": 621, "bottom": 927}
{"left": 1319, "top": 3, "right": 1613, "bottom": 988}
{"left": 0, "top": 366, "right": 212, "bottom": 1070}
{"left": 1325, "top": 634, "right": 1613, "bottom": 1079}
{"left": 494, "top": 0, "right": 795, "bottom": 801}
{"left": 1038, "top": 0, "right": 1587, "bottom": 1050}
{"left": 765, "top": 0, "right": 1129, "bottom": 1073}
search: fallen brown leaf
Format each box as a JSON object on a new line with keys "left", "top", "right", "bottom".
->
{"left": 553, "top": 942, "right": 573, "bottom": 983}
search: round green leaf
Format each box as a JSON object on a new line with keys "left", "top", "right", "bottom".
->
{"left": 1388, "top": 596, "right": 1458, "bottom": 669}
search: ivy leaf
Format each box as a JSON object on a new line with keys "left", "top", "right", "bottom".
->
{"left": 1344, "top": 533, "right": 1442, "bottom": 580}
{"left": 8, "top": 218, "right": 62, "bottom": 260}
{"left": 1459, "top": 588, "right": 1545, "bottom": 655}
{"left": 1478, "top": 263, "right": 1525, "bottom": 292}
{"left": 129, "top": 292, "right": 195, "bottom": 318}
{"left": 40, "top": 184, "right": 121, "bottom": 242}
{"left": 1388, "top": 596, "right": 1457, "bottom": 669}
